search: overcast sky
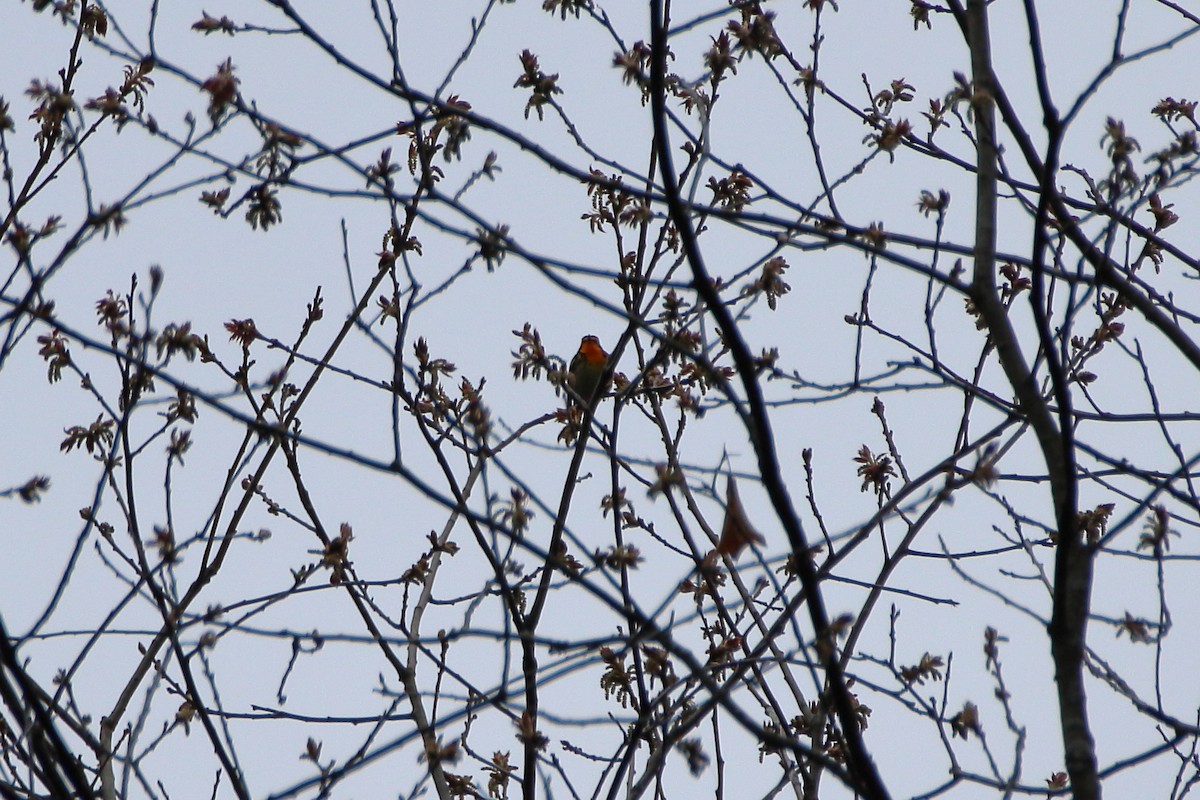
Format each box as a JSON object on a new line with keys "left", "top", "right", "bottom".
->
{"left": 3, "top": 2, "right": 1200, "bottom": 799}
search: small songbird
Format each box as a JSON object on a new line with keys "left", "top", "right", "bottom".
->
{"left": 567, "top": 334, "right": 611, "bottom": 409}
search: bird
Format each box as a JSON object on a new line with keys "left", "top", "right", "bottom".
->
{"left": 567, "top": 334, "right": 611, "bottom": 409}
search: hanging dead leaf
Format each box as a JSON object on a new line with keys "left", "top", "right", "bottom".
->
{"left": 715, "top": 475, "right": 765, "bottom": 559}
